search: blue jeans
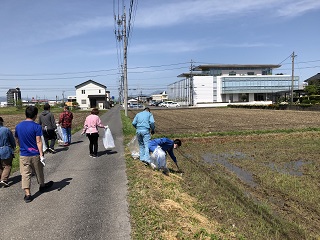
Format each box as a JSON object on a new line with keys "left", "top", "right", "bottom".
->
{"left": 136, "top": 130, "right": 151, "bottom": 163}
{"left": 62, "top": 127, "right": 72, "bottom": 144}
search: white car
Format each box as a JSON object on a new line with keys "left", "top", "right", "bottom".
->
{"left": 166, "top": 102, "right": 180, "bottom": 108}
{"left": 160, "top": 101, "right": 173, "bottom": 107}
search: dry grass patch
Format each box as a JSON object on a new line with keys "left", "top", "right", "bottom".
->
{"left": 126, "top": 149, "right": 230, "bottom": 240}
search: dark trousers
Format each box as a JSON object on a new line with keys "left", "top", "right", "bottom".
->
{"left": 43, "top": 129, "right": 57, "bottom": 149}
{"left": 0, "top": 156, "right": 13, "bottom": 182}
{"left": 87, "top": 133, "right": 99, "bottom": 155}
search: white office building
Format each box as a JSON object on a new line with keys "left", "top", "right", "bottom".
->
{"left": 168, "top": 64, "right": 299, "bottom": 106}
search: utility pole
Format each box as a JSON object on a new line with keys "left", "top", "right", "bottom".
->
{"left": 190, "top": 59, "right": 194, "bottom": 106}
{"left": 123, "top": 8, "right": 128, "bottom": 116}
{"left": 62, "top": 91, "right": 65, "bottom": 106}
{"left": 291, "top": 51, "right": 297, "bottom": 104}
{"left": 115, "top": 7, "right": 128, "bottom": 116}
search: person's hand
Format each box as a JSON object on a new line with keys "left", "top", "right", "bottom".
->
{"left": 151, "top": 130, "right": 155, "bottom": 135}
{"left": 40, "top": 156, "right": 46, "bottom": 167}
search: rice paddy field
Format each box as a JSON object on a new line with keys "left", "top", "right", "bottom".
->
{"left": 125, "top": 107, "right": 320, "bottom": 240}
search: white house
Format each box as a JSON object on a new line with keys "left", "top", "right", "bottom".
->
{"left": 150, "top": 91, "right": 168, "bottom": 102}
{"left": 75, "top": 80, "right": 110, "bottom": 110}
{"left": 169, "top": 64, "right": 300, "bottom": 106}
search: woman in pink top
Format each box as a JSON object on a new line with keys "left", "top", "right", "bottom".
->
{"left": 82, "top": 108, "right": 107, "bottom": 158}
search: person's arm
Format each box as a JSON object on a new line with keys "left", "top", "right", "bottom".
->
{"left": 167, "top": 148, "right": 181, "bottom": 171}
{"left": 132, "top": 115, "right": 137, "bottom": 128}
{"left": 51, "top": 114, "right": 57, "bottom": 129}
{"left": 8, "top": 130, "right": 16, "bottom": 149}
{"left": 149, "top": 113, "right": 155, "bottom": 133}
{"left": 96, "top": 116, "right": 105, "bottom": 128}
{"left": 82, "top": 118, "right": 88, "bottom": 134}
{"left": 36, "top": 135, "right": 44, "bottom": 157}
{"left": 167, "top": 148, "right": 177, "bottom": 164}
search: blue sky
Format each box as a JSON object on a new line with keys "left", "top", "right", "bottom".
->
{"left": 1, "top": 0, "right": 320, "bottom": 100}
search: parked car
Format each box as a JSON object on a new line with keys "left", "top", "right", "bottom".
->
{"left": 161, "top": 101, "right": 173, "bottom": 107}
{"left": 129, "top": 103, "right": 143, "bottom": 108}
{"left": 154, "top": 101, "right": 163, "bottom": 106}
{"left": 166, "top": 102, "right": 180, "bottom": 108}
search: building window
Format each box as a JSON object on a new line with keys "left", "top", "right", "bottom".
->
{"left": 229, "top": 71, "right": 236, "bottom": 76}
{"left": 81, "top": 99, "right": 86, "bottom": 104}
{"left": 247, "top": 72, "right": 255, "bottom": 75}
{"left": 99, "top": 90, "right": 101, "bottom": 93}
{"left": 81, "top": 90, "right": 85, "bottom": 94}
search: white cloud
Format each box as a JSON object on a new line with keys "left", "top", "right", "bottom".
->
{"left": 276, "top": 0, "right": 320, "bottom": 17}
{"left": 126, "top": 39, "right": 281, "bottom": 55}
{"left": 128, "top": 40, "right": 206, "bottom": 54}
{"left": 134, "top": 0, "right": 320, "bottom": 28}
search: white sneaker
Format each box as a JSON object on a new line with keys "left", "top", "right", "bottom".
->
{"left": 150, "top": 163, "right": 156, "bottom": 170}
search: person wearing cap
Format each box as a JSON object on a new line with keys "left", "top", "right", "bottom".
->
{"left": 149, "top": 138, "right": 182, "bottom": 175}
{"left": 132, "top": 107, "right": 155, "bottom": 165}
{"left": 0, "top": 117, "right": 16, "bottom": 188}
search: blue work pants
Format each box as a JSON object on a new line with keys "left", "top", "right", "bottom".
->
{"left": 136, "top": 130, "right": 151, "bottom": 163}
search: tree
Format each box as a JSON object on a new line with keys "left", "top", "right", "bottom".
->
{"left": 304, "top": 85, "right": 318, "bottom": 95}
{"left": 15, "top": 99, "right": 23, "bottom": 110}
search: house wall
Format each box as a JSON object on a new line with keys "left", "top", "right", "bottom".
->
{"left": 193, "top": 76, "right": 214, "bottom": 104}
{"left": 76, "top": 83, "right": 106, "bottom": 110}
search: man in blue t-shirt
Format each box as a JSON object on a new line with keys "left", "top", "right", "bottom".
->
{"left": 149, "top": 138, "right": 182, "bottom": 175}
{"left": 15, "top": 106, "right": 53, "bottom": 203}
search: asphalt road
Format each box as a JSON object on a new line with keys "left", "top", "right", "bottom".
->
{"left": 0, "top": 105, "right": 131, "bottom": 240}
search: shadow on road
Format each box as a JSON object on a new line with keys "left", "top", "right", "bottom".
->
{"left": 9, "top": 174, "right": 21, "bottom": 186}
{"left": 70, "top": 140, "right": 83, "bottom": 145}
{"left": 98, "top": 149, "right": 118, "bottom": 157}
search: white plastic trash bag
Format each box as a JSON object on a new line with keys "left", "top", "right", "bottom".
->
{"left": 55, "top": 124, "right": 64, "bottom": 144}
{"left": 41, "top": 135, "right": 48, "bottom": 152}
{"left": 127, "top": 136, "right": 139, "bottom": 159}
{"left": 150, "top": 146, "right": 166, "bottom": 169}
{"left": 103, "top": 128, "right": 115, "bottom": 149}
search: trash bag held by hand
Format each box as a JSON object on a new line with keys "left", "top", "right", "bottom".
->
{"left": 103, "top": 128, "right": 115, "bottom": 149}
{"left": 41, "top": 135, "right": 48, "bottom": 153}
{"left": 55, "top": 125, "right": 65, "bottom": 144}
{"left": 127, "top": 136, "right": 139, "bottom": 159}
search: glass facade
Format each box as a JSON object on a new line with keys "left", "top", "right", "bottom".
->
{"left": 221, "top": 76, "right": 299, "bottom": 94}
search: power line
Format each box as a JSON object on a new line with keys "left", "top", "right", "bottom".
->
{"left": 278, "top": 53, "right": 292, "bottom": 65}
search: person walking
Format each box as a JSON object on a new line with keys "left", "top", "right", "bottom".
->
{"left": 58, "top": 105, "right": 73, "bottom": 146}
{"left": 15, "top": 106, "right": 53, "bottom": 203}
{"left": 38, "top": 103, "right": 57, "bottom": 153}
{"left": 132, "top": 107, "right": 155, "bottom": 165}
{"left": 0, "top": 117, "right": 16, "bottom": 188}
{"left": 149, "top": 138, "right": 182, "bottom": 175}
{"left": 81, "top": 108, "right": 108, "bottom": 158}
